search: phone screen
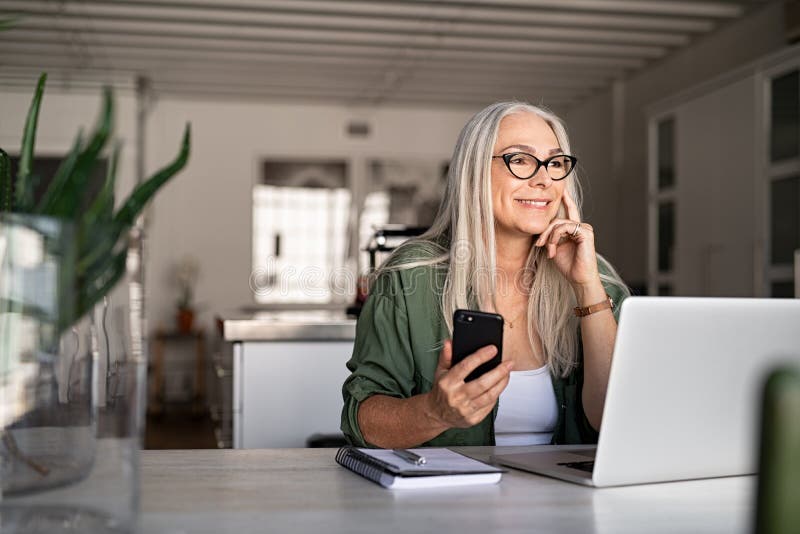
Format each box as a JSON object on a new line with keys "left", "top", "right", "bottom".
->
{"left": 451, "top": 309, "right": 504, "bottom": 382}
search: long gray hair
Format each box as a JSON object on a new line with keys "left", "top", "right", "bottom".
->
{"left": 376, "top": 101, "right": 628, "bottom": 377}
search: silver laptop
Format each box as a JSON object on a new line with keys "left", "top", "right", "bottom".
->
{"left": 495, "top": 297, "right": 800, "bottom": 487}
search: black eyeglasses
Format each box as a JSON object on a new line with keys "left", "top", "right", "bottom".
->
{"left": 492, "top": 152, "right": 577, "bottom": 181}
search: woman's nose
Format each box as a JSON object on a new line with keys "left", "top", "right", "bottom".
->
{"left": 527, "top": 166, "right": 552, "bottom": 187}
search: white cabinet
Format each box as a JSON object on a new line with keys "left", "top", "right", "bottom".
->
{"left": 233, "top": 340, "right": 353, "bottom": 448}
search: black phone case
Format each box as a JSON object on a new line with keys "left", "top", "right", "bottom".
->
{"left": 451, "top": 309, "right": 504, "bottom": 382}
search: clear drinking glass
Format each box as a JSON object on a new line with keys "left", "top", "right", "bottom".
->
{"left": 1, "top": 215, "right": 146, "bottom": 533}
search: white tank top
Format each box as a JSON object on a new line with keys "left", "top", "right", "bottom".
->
{"left": 494, "top": 365, "right": 558, "bottom": 446}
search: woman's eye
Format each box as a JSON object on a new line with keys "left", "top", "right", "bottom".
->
{"left": 510, "top": 158, "right": 526, "bottom": 165}
{"left": 549, "top": 160, "right": 563, "bottom": 168}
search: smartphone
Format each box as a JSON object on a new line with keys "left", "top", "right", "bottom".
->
{"left": 451, "top": 309, "right": 504, "bottom": 382}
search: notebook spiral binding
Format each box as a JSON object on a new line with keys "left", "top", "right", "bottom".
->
{"left": 336, "top": 446, "right": 397, "bottom": 483}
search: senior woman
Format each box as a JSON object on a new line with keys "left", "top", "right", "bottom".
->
{"left": 341, "top": 101, "right": 629, "bottom": 449}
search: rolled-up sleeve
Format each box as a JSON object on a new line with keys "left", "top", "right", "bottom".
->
{"left": 341, "top": 271, "right": 416, "bottom": 447}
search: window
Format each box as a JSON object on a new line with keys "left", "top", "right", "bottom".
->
{"left": 770, "top": 70, "right": 800, "bottom": 162}
{"left": 252, "top": 160, "right": 350, "bottom": 304}
{"left": 770, "top": 175, "right": 800, "bottom": 266}
{"left": 766, "top": 67, "right": 800, "bottom": 298}
{"left": 251, "top": 158, "right": 448, "bottom": 303}
{"left": 771, "top": 281, "right": 795, "bottom": 298}
{"left": 649, "top": 116, "right": 677, "bottom": 295}
{"left": 658, "top": 201, "right": 675, "bottom": 273}
{"left": 657, "top": 118, "right": 675, "bottom": 190}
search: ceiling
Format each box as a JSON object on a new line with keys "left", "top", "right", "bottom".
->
{"left": 0, "top": 0, "right": 768, "bottom": 109}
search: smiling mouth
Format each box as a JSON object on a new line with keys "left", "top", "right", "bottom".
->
{"left": 515, "top": 199, "right": 550, "bottom": 207}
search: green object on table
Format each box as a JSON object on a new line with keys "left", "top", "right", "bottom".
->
{"left": 755, "top": 366, "right": 800, "bottom": 534}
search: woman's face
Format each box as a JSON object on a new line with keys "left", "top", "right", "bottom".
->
{"left": 490, "top": 112, "right": 567, "bottom": 238}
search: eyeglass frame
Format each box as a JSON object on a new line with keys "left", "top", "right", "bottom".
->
{"left": 491, "top": 152, "right": 578, "bottom": 181}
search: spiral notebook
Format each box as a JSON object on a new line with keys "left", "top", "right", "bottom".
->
{"left": 335, "top": 447, "right": 504, "bottom": 489}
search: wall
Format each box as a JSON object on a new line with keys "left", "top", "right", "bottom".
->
{"left": 144, "top": 98, "right": 473, "bottom": 331}
{"left": 563, "top": 89, "right": 617, "bottom": 261}
{"left": 566, "top": 1, "right": 787, "bottom": 289}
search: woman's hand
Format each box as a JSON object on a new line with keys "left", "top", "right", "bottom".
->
{"left": 424, "top": 340, "right": 513, "bottom": 429}
{"left": 534, "top": 188, "right": 600, "bottom": 291}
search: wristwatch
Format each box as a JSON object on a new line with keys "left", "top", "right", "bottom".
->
{"left": 574, "top": 295, "right": 614, "bottom": 317}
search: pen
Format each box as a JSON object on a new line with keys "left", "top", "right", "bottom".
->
{"left": 392, "top": 448, "right": 427, "bottom": 466}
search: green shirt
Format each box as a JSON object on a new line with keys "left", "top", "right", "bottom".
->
{"left": 341, "top": 243, "right": 627, "bottom": 447}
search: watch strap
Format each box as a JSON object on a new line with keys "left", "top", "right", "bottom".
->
{"left": 574, "top": 295, "right": 614, "bottom": 317}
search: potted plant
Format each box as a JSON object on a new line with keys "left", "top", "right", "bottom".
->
{"left": 174, "top": 254, "right": 200, "bottom": 333}
{"left": 0, "top": 71, "right": 190, "bottom": 517}
{"left": 1, "top": 74, "right": 190, "bottom": 333}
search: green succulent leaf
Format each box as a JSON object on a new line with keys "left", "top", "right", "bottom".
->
{"left": 75, "top": 248, "right": 127, "bottom": 325}
{"left": 35, "top": 129, "right": 84, "bottom": 214}
{"left": 74, "top": 140, "right": 121, "bottom": 278}
{"left": 82, "top": 236, "right": 126, "bottom": 285}
{"left": 16, "top": 73, "right": 47, "bottom": 211}
{"left": 77, "top": 124, "right": 189, "bottom": 280}
{"left": 0, "top": 148, "right": 11, "bottom": 212}
{"left": 76, "top": 220, "right": 121, "bottom": 276}
{"left": 48, "top": 87, "right": 113, "bottom": 218}
{"left": 6, "top": 75, "right": 191, "bottom": 334}
{"left": 114, "top": 123, "right": 191, "bottom": 228}
{"left": 84, "top": 140, "right": 119, "bottom": 227}
{"left": 19, "top": 173, "right": 43, "bottom": 211}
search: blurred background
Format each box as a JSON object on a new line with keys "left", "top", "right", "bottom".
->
{"left": 0, "top": 0, "right": 797, "bottom": 449}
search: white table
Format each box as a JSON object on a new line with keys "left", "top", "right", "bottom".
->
{"left": 140, "top": 446, "right": 754, "bottom": 533}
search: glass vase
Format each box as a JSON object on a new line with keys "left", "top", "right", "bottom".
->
{"left": 0, "top": 215, "right": 147, "bottom": 533}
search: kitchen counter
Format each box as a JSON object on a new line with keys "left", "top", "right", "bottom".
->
{"left": 221, "top": 309, "right": 356, "bottom": 447}
{"left": 223, "top": 309, "right": 356, "bottom": 342}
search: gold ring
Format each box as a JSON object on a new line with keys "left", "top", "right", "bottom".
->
{"left": 571, "top": 223, "right": 581, "bottom": 237}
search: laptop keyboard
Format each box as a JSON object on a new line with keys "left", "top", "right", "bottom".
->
{"left": 557, "top": 460, "right": 595, "bottom": 473}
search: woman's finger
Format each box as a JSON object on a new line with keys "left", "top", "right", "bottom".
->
{"left": 535, "top": 218, "right": 572, "bottom": 247}
{"left": 548, "top": 221, "right": 595, "bottom": 257}
{"left": 548, "top": 222, "right": 579, "bottom": 246}
{"left": 547, "top": 224, "right": 571, "bottom": 258}
{"left": 562, "top": 187, "right": 582, "bottom": 223}
{"left": 448, "top": 344, "right": 498, "bottom": 384}
{"left": 538, "top": 221, "right": 576, "bottom": 257}
{"left": 436, "top": 340, "right": 452, "bottom": 371}
{"left": 470, "top": 370, "right": 512, "bottom": 412}
{"left": 549, "top": 221, "right": 594, "bottom": 245}
{"left": 464, "top": 360, "right": 513, "bottom": 397}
